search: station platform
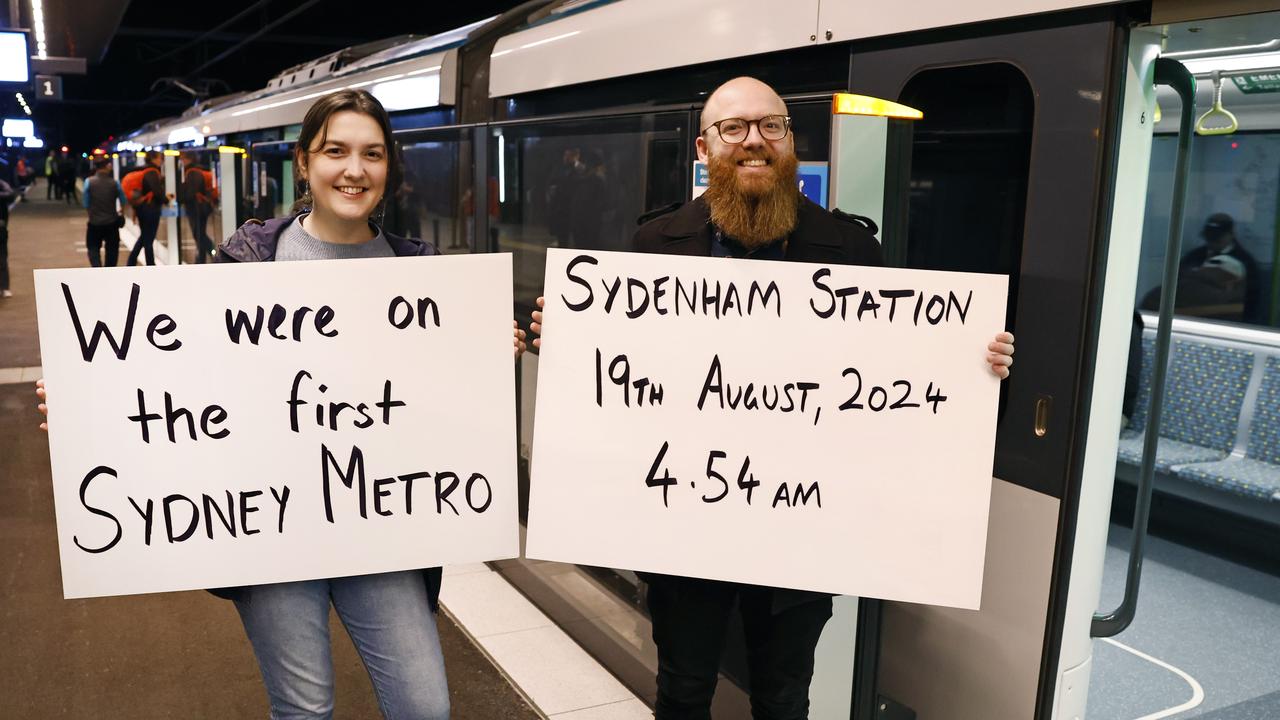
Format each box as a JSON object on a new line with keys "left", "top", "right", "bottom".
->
{"left": 0, "top": 180, "right": 650, "bottom": 719}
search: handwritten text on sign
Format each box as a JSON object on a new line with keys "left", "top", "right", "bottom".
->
{"left": 35, "top": 255, "right": 517, "bottom": 599}
{"left": 526, "top": 249, "right": 1007, "bottom": 609}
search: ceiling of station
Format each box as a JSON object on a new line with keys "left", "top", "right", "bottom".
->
{"left": 15, "top": 0, "right": 131, "bottom": 63}
{"left": 7, "top": 0, "right": 521, "bottom": 149}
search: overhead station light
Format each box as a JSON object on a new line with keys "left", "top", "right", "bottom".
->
{"left": 30, "top": 0, "right": 46, "bottom": 60}
{"left": 15, "top": 91, "right": 30, "bottom": 115}
{"left": 23, "top": 136, "right": 43, "bottom": 148}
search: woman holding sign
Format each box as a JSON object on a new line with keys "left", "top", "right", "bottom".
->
{"left": 39, "top": 89, "right": 527, "bottom": 719}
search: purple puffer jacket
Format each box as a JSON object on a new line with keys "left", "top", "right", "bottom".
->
{"left": 209, "top": 214, "right": 444, "bottom": 610}
{"left": 216, "top": 214, "right": 440, "bottom": 263}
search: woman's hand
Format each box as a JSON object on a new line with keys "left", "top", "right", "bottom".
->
{"left": 530, "top": 297, "right": 544, "bottom": 350}
{"left": 514, "top": 320, "right": 527, "bottom": 359}
{"left": 987, "top": 332, "right": 1015, "bottom": 380}
{"left": 35, "top": 378, "right": 48, "bottom": 431}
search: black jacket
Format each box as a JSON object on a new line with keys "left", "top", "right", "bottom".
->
{"left": 633, "top": 194, "right": 884, "bottom": 613}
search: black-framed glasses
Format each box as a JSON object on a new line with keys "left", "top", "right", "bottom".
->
{"left": 701, "top": 115, "right": 792, "bottom": 144}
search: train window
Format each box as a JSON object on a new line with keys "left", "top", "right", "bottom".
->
{"left": 247, "top": 141, "right": 294, "bottom": 223}
{"left": 898, "top": 63, "right": 1033, "bottom": 330}
{"left": 787, "top": 100, "right": 831, "bottom": 162}
{"left": 1136, "top": 133, "right": 1280, "bottom": 329}
{"left": 392, "top": 127, "right": 474, "bottom": 255}
{"left": 488, "top": 112, "right": 689, "bottom": 310}
{"left": 175, "top": 148, "right": 226, "bottom": 264}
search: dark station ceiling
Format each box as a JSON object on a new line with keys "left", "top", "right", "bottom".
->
{"left": 4, "top": 0, "right": 523, "bottom": 150}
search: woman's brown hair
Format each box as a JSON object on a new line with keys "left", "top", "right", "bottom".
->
{"left": 291, "top": 89, "right": 400, "bottom": 215}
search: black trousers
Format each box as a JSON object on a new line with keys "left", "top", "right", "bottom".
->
{"left": 86, "top": 222, "right": 120, "bottom": 268}
{"left": 0, "top": 224, "right": 9, "bottom": 291}
{"left": 128, "top": 205, "right": 161, "bottom": 266}
{"left": 647, "top": 577, "right": 833, "bottom": 720}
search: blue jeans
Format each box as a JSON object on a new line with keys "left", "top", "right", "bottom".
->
{"left": 234, "top": 571, "right": 450, "bottom": 720}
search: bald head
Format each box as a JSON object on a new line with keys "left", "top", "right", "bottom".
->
{"left": 701, "top": 77, "right": 788, "bottom": 131}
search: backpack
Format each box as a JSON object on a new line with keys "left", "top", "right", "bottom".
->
{"left": 121, "top": 167, "right": 159, "bottom": 208}
{"left": 184, "top": 166, "right": 219, "bottom": 205}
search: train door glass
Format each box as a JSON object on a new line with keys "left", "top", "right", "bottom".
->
{"left": 392, "top": 127, "right": 474, "bottom": 254}
{"left": 176, "top": 148, "right": 223, "bottom": 263}
{"left": 487, "top": 112, "right": 689, "bottom": 313}
{"left": 788, "top": 100, "right": 833, "bottom": 169}
{"left": 898, "top": 64, "right": 1031, "bottom": 330}
{"left": 1135, "top": 132, "right": 1280, "bottom": 328}
{"left": 248, "top": 141, "right": 294, "bottom": 222}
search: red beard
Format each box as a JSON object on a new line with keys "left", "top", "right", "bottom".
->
{"left": 703, "top": 149, "right": 800, "bottom": 249}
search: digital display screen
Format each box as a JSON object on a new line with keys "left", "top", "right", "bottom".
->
{"left": 3, "top": 118, "right": 35, "bottom": 138}
{"left": 0, "top": 32, "right": 30, "bottom": 84}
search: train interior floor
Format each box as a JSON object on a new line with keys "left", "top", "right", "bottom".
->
{"left": 1089, "top": 521, "right": 1280, "bottom": 720}
{"left": 0, "top": 182, "right": 647, "bottom": 719}
{"left": 5, "top": 181, "right": 1280, "bottom": 719}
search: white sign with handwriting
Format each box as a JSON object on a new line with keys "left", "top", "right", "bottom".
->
{"left": 36, "top": 255, "right": 518, "bottom": 598}
{"left": 527, "top": 248, "right": 1007, "bottom": 609}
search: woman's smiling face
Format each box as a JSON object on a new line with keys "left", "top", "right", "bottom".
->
{"left": 299, "top": 110, "right": 388, "bottom": 224}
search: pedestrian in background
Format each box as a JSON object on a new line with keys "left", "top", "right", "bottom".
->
{"left": 0, "top": 175, "right": 15, "bottom": 297}
{"left": 82, "top": 157, "right": 125, "bottom": 268}
{"left": 123, "top": 151, "right": 167, "bottom": 266}
{"left": 45, "top": 150, "right": 57, "bottom": 200}
{"left": 58, "top": 150, "right": 78, "bottom": 205}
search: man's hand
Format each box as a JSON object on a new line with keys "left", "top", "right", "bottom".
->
{"left": 35, "top": 378, "right": 48, "bottom": 431}
{"left": 530, "top": 297, "right": 545, "bottom": 350}
{"left": 987, "top": 332, "right": 1015, "bottom": 380}
{"left": 514, "top": 320, "right": 527, "bottom": 358}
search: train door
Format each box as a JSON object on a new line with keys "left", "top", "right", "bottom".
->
{"left": 248, "top": 140, "right": 295, "bottom": 223}
{"left": 388, "top": 125, "right": 476, "bottom": 254}
{"left": 216, "top": 146, "right": 244, "bottom": 241}
{"left": 161, "top": 150, "right": 179, "bottom": 264}
{"left": 1086, "top": 6, "right": 1280, "bottom": 718}
{"left": 818, "top": 12, "right": 1132, "bottom": 720}
{"left": 174, "top": 147, "right": 224, "bottom": 264}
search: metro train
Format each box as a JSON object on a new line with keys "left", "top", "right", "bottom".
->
{"left": 111, "top": 1, "right": 1280, "bottom": 718}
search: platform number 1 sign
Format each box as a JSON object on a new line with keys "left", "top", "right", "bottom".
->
{"left": 35, "top": 75, "right": 61, "bottom": 101}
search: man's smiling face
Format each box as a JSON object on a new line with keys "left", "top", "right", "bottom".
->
{"left": 697, "top": 77, "right": 796, "bottom": 199}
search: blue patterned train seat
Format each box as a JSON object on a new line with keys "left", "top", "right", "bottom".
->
{"left": 1175, "top": 356, "right": 1280, "bottom": 502}
{"left": 1116, "top": 338, "right": 1253, "bottom": 472}
{"left": 1124, "top": 335, "right": 1155, "bottom": 434}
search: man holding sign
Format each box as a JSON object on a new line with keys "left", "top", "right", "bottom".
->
{"left": 530, "top": 76, "right": 1014, "bottom": 719}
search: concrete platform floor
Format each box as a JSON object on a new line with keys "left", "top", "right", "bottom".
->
{"left": 0, "top": 183, "right": 540, "bottom": 718}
